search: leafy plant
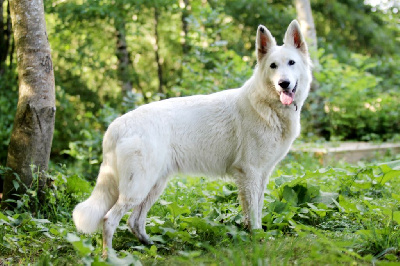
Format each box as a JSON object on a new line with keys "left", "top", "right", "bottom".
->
{"left": 1, "top": 157, "right": 399, "bottom": 264}
{"left": 304, "top": 50, "right": 400, "bottom": 141}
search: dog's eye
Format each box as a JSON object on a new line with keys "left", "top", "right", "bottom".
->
{"left": 270, "top": 63, "right": 277, "bottom": 69}
{"left": 288, "top": 60, "right": 295, "bottom": 66}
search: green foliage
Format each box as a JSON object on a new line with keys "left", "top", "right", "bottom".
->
{"left": 1, "top": 156, "right": 399, "bottom": 264}
{"left": 313, "top": 0, "right": 398, "bottom": 56}
{"left": 304, "top": 50, "right": 400, "bottom": 141}
{"left": 0, "top": 68, "right": 18, "bottom": 165}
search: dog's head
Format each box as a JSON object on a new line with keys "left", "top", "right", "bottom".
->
{"left": 255, "top": 20, "right": 311, "bottom": 107}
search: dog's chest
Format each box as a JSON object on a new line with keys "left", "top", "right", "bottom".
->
{"left": 237, "top": 112, "right": 299, "bottom": 167}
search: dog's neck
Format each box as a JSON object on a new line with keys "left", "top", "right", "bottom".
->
{"left": 237, "top": 76, "right": 302, "bottom": 138}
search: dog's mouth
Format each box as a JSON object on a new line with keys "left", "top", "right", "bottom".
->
{"left": 279, "top": 82, "right": 297, "bottom": 105}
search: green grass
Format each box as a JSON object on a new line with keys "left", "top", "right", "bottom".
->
{"left": 0, "top": 152, "right": 399, "bottom": 265}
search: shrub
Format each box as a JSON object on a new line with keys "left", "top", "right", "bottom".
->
{"left": 303, "top": 50, "right": 400, "bottom": 141}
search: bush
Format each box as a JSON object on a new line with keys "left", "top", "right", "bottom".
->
{"left": 303, "top": 50, "right": 400, "bottom": 141}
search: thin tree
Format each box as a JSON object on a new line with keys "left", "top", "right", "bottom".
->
{"left": 115, "top": 17, "right": 146, "bottom": 101}
{"left": 0, "top": 0, "right": 12, "bottom": 74}
{"left": 180, "top": 0, "right": 190, "bottom": 55}
{"left": 2, "top": 0, "right": 55, "bottom": 207}
{"left": 295, "top": 0, "right": 327, "bottom": 137}
{"left": 115, "top": 18, "right": 134, "bottom": 94}
{"left": 154, "top": 7, "right": 165, "bottom": 96}
{"left": 295, "top": 0, "right": 319, "bottom": 67}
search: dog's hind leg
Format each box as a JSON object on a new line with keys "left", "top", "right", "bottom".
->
{"left": 103, "top": 137, "right": 162, "bottom": 256}
{"left": 102, "top": 197, "right": 136, "bottom": 257}
{"left": 102, "top": 174, "right": 158, "bottom": 256}
{"left": 128, "top": 175, "right": 169, "bottom": 245}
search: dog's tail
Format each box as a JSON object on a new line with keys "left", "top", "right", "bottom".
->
{"left": 73, "top": 154, "right": 119, "bottom": 234}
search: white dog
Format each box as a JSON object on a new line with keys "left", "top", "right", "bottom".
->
{"left": 73, "top": 20, "right": 312, "bottom": 255}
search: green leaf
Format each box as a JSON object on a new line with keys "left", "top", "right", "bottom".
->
{"left": 148, "top": 245, "right": 157, "bottom": 256}
{"left": 380, "top": 170, "right": 400, "bottom": 184}
{"left": 274, "top": 175, "right": 295, "bottom": 187}
{"left": 311, "top": 192, "right": 339, "bottom": 206}
{"left": 65, "top": 233, "right": 80, "bottom": 243}
{"left": 222, "top": 185, "right": 237, "bottom": 196}
{"left": 282, "top": 186, "right": 298, "bottom": 206}
{"left": 167, "top": 202, "right": 190, "bottom": 219}
{"left": 12, "top": 180, "right": 20, "bottom": 191}
{"left": 0, "top": 212, "right": 10, "bottom": 223}
{"left": 178, "top": 250, "right": 202, "bottom": 258}
{"left": 150, "top": 235, "right": 165, "bottom": 243}
{"left": 71, "top": 239, "right": 94, "bottom": 257}
{"left": 65, "top": 233, "right": 94, "bottom": 256}
{"left": 392, "top": 193, "right": 400, "bottom": 201}
{"left": 107, "top": 249, "right": 142, "bottom": 266}
{"left": 269, "top": 201, "right": 288, "bottom": 214}
{"left": 393, "top": 211, "right": 400, "bottom": 224}
{"left": 380, "top": 160, "right": 400, "bottom": 171}
{"left": 159, "top": 200, "right": 172, "bottom": 206}
{"left": 31, "top": 218, "right": 51, "bottom": 224}
{"left": 294, "top": 185, "right": 310, "bottom": 204}
{"left": 384, "top": 254, "right": 398, "bottom": 261}
{"left": 273, "top": 216, "right": 284, "bottom": 224}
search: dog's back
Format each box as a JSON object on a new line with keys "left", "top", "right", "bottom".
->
{"left": 108, "top": 88, "right": 240, "bottom": 176}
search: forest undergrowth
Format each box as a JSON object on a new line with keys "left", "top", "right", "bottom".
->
{"left": 1, "top": 151, "right": 399, "bottom": 265}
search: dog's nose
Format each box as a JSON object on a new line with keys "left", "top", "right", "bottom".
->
{"left": 278, "top": 80, "right": 290, "bottom": 89}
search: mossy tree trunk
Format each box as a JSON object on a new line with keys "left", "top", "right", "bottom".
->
{"left": 2, "top": 0, "right": 55, "bottom": 208}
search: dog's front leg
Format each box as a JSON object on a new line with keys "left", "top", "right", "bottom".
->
{"left": 257, "top": 170, "right": 273, "bottom": 228}
{"left": 235, "top": 168, "right": 263, "bottom": 230}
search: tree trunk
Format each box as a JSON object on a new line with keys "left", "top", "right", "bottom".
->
{"left": 0, "top": 0, "right": 4, "bottom": 60}
{"left": 115, "top": 19, "right": 133, "bottom": 94}
{"left": 6, "top": 0, "right": 12, "bottom": 68}
{"left": 181, "top": 0, "right": 190, "bottom": 55}
{"left": 2, "top": 0, "right": 56, "bottom": 208}
{"left": 295, "top": 0, "right": 327, "bottom": 138}
{"left": 0, "top": 0, "right": 13, "bottom": 73}
{"left": 154, "top": 8, "right": 165, "bottom": 96}
{"left": 295, "top": 0, "right": 319, "bottom": 67}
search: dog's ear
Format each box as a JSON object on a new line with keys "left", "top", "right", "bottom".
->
{"left": 284, "top": 20, "right": 308, "bottom": 55}
{"left": 256, "top": 25, "right": 276, "bottom": 63}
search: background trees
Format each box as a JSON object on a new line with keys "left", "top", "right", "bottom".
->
{"left": 0, "top": 0, "right": 399, "bottom": 176}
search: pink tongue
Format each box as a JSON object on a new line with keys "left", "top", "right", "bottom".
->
{"left": 280, "top": 92, "right": 294, "bottom": 105}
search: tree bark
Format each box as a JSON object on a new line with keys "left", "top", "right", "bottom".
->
{"left": 2, "top": 0, "right": 56, "bottom": 207}
{"left": 181, "top": 0, "right": 190, "bottom": 55}
{"left": 115, "top": 19, "right": 133, "bottom": 94}
{"left": 295, "top": 0, "right": 319, "bottom": 67}
{"left": 154, "top": 8, "right": 165, "bottom": 96}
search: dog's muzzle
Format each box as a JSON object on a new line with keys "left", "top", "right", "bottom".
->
{"left": 279, "top": 81, "right": 297, "bottom": 106}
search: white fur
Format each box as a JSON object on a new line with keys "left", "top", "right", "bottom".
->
{"left": 72, "top": 20, "right": 312, "bottom": 255}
